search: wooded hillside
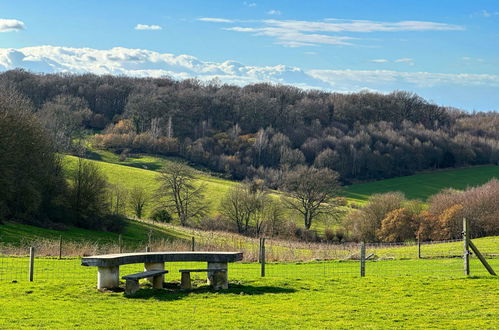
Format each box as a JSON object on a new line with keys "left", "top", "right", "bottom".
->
{"left": 2, "top": 69, "right": 498, "bottom": 185}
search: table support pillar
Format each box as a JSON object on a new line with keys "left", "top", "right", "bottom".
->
{"left": 97, "top": 266, "right": 119, "bottom": 289}
{"left": 207, "top": 262, "right": 228, "bottom": 290}
{"left": 144, "top": 262, "right": 165, "bottom": 289}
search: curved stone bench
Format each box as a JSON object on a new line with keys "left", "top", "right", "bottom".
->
{"left": 81, "top": 251, "right": 243, "bottom": 290}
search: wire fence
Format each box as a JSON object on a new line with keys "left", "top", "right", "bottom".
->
{"left": 0, "top": 236, "right": 496, "bottom": 283}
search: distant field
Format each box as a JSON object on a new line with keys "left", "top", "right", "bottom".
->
{"left": 344, "top": 165, "right": 499, "bottom": 203}
{"left": 63, "top": 151, "right": 499, "bottom": 234}
{"left": 63, "top": 153, "right": 238, "bottom": 218}
{"left": 0, "top": 219, "right": 186, "bottom": 247}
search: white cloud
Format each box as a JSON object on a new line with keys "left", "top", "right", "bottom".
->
{"left": 371, "top": 59, "right": 389, "bottom": 63}
{"left": 135, "top": 24, "right": 162, "bottom": 30}
{"left": 308, "top": 69, "right": 499, "bottom": 89}
{"left": 225, "top": 26, "right": 356, "bottom": 46}
{"left": 475, "top": 10, "right": 499, "bottom": 18}
{"left": 266, "top": 10, "right": 281, "bottom": 15}
{"left": 218, "top": 18, "right": 464, "bottom": 47}
{"left": 462, "top": 56, "right": 485, "bottom": 63}
{"left": 198, "top": 17, "right": 235, "bottom": 23}
{"left": 265, "top": 19, "right": 464, "bottom": 33}
{"left": 1, "top": 46, "right": 497, "bottom": 95}
{"left": 0, "top": 19, "right": 25, "bottom": 32}
{"left": 395, "top": 57, "right": 415, "bottom": 66}
{"left": 244, "top": 2, "right": 256, "bottom": 7}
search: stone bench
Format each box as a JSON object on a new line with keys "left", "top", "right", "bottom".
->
{"left": 179, "top": 268, "right": 227, "bottom": 290}
{"left": 122, "top": 270, "right": 168, "bottom": 295}
{"left": 81, "top": 251, "right": 243, "bottom": 291}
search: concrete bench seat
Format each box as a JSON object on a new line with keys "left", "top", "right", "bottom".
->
{"left": 122, "top": 270, "right": 168, "bottom": 295}
{"left": 179, "top": 269, "right": 227, "bottom": 290}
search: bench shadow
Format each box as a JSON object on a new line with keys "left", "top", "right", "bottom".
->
{"left": 125, "top": 282, "right": 296, "bottom": 301}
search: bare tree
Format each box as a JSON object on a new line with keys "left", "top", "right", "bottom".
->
{"left": 281, "top": 166, "right": 341, "bottom": 230}
{"left": 262, "top": 198, "right": 285, "bottom": 237}
{"left": 219, "top": 183, "right": 268, "bottom": 235}
{"left": 129, "top": 186, "right": 149, "bottom": 219}
{"left": 155, "top": 162, "right": 208, "bottom": 226}
{"left": 110, "top": 184, "right": 128, "bottom": 216}
{"left": 69, "top": 158, "right": 110, "bottom": 228}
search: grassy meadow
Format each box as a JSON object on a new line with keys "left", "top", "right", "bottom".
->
{"left": 63, "top": 153, "right": 238, "bottom": 218}
{"left": 344, "top": 165, "right": 499, "bottom": 203}
{"left": 0, "top": 258, "right": 497, "bottom": 329}
{"left": 61, "top": 151, "right": 499, "bottom": 235}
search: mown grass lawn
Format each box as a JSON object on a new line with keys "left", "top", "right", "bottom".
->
{"left": 0, "top": 258, "right": 497, "bottom": 329}
{"left": 344, "top": 165, "right": 499, "bottom": 203}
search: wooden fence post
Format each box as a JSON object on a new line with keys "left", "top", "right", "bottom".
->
{"left": 58, "top": 236, "right": 63, "bottom": 260}
{"left": 360, "top": 242, "right": 366, "bottom": 277}
{"left": 191, "top": 236, "right": 195, "bottom": 251}
{"left": 417, "top": 237, "right": 421, "bottom": 259}
{"left": 468, "top": 241, "right": 497, "bottom": 276}
{"left": 118, "top": 234, "right": 123, "bottom": 253}
{"left": 29, "top": 247, "right": 35, "bottom": 282}
{"left": 260, "top": 237, "right": 266, "bottom": 277}
{"left": 463, "top": 218, "right": 470, "bottom": 276}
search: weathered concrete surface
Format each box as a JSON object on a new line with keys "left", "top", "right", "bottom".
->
{"left": 82, "top": 251, "right": 243, "bottom": 267}
{"left": 124, "top": 279, "right": 140, "bottom": 295}
{"left": 144, "top": 262, "right": 165, "bottom": 289}
{"left": 180, "top": 272, "right": 192, "bottom": 290}
{"left": 207, "top": 262, "right": 228, "bottom": 290}
{"left": 97, "top": 266, "right": 119, "bottom": 289}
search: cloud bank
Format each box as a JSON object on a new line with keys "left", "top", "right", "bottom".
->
{"left": 201, "top": 18, "right": 464, "bottom": 47}
{"left": 0, "top": 46, "right": 498, "bottom": 109}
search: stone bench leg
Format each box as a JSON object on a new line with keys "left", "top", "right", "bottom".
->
{"left": 97, "top": 266, "right": 119, "bottom": 289}
{"left": 180, "top": 272, "right": 192, "bottom": 290}
{"left": 207, "top": 262, "right": 228, "bottom": 290}
{"left": 144, "top": 262, "right": 165, "bottom": 289}
{"left": 124, "top": 279, "right": 140, "bottom": 295}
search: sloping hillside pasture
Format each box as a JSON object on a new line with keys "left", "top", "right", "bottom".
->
{"left": 63, "top": 153, "right": 499, "bottom": 236}
{"left": 345, "top": 165, "right": 499, "bottom": 203}
{"left": 63, "top": 154, "right": 238, "bottom": 218}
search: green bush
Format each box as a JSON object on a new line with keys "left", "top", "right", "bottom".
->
{"left": 151, "top": 209, "right": 172, "bottom": 223}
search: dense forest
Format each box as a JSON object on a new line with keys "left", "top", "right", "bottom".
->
{"left": 1, "top": 69, "right": 498, "bottom": 187}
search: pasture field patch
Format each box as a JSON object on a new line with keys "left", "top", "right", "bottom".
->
{"left": 0, "top": 258, "right": 497, "bottom": 329}
{"left": 0, "top": 219, "right": 185, "bottom": 247}
{"left": 63, "top": 154, "right": 238, "bottom": 218}
{"left": 345, "top": 165, "right": 499, "bottom": 203}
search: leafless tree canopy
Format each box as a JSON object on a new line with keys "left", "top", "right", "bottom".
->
{"left": 155, "top": 162, "right": 209, "bottom": 226}
{"left": 282, "top": 166, "right": 342, "bottom": 229}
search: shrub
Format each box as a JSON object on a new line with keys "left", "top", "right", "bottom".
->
{"left": 343, "top": 192, "right": 406, "bottom": 242}
{"left": 376, "top": 208, "right": 419, "bottom": 242}
{"left": 426, "top": 179, "right": 499, "bottom": 239}
{"left": 151, "top": 209, "right": 172, "bottom": 223}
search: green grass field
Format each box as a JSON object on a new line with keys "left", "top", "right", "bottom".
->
{"left": 63, "top": 153, "right": 238, "bottom": 218}
{"left": 344, "top": 165, "right": 499, "bottom": 203}
{"left": 0, "top": 219, "right": 186, "bottom": 247}
{"left": 63, "top": 151, "right": 499, "bottom": 234}
{"left": 0, "top": 258, "right": 497, "bottom": 329}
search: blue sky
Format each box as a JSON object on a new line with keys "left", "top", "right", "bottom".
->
{"left": 1, "top": 0, "right": 498, "bottom": 111}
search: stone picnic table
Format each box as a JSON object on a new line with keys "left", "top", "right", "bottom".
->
{"left": 81, "top": 251, "right": 243, "bottom": 290}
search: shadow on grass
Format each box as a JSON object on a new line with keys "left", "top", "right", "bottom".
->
{"left": 121, "top": 161, "right": 163, "bottom": 171}
{"left": 125, "top": 282, "right": 296, "bottom": 301}
{"left": 84, "top": 150, "right": 103, "bottom": 161}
